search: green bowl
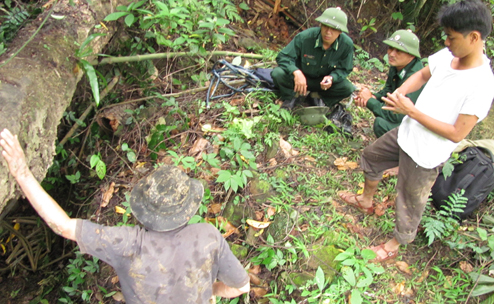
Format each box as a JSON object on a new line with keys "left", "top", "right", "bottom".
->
{"left": 293, "top": 106, "right": 330, "bottom": 125}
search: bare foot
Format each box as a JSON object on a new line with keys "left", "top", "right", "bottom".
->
{"left": 384, "top": 166, "right": 399, "bottom": 177}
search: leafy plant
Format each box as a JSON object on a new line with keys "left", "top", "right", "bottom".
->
{"left": 220, "top": 102, "right": 241, "bottom": 120}
{"left": 297, "top": 267, "right": 330, "bottom": 302}
{"left": 441, "top": 151, "right": 466, "bottom": 179}
{"left": 104, "top": 0, "right": 240, "bottom": 54}
{"left": 121, "top": 143, "right": 137, "bottom": 163}
{"left": 65, "top": 171, "right": 81, "bottom": 184}
{"left": 334, "top": 247, "right": 384, "bottom": 304}
{"left": 201, "top": 152, "right": 221, "bottom": 168}
{"left": 421, "top": 190, "right": 467, "bottom": 245}
{"left": 391, "top": 11, "right": 403, "bottom": 21}
{"left": 90, "top": 153, "right": 107, "bottom": 180}
{"left": 146, "top": 123, "right": 177, "bottom": 160}
{"left": 168, "top": 150, "right": 196, "bottom": 171}
{"left": 116, "top": 193, "right": 133, "bottom": 226}
{"left": 469, "top": 271, "right": 494, "bottom": 297}
{"left": 216, "top": 137, "right": 256, "bottom": 192}
{"left": 228, "top": 117, "right": 261, "bottom": 139}
{"left": 75, "top": 33, "right": 107, "bottom": 106}
{"left": 251, "top": 234, "right": 286, "bottom": 271}
{"left": 360, "top": 18, "right": 377, "bottom": 35}
{"left": 59, "top": 250, "right": 100, "bottom": 303}
{"left": 216, "top": 169, "right": 252, "bottom": 192}
{"left": 0, "top": 3, "right": 31, "bottom": 55}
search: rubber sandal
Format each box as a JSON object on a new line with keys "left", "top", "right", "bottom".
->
{"left": 337, "top": 191, "right": 374, "bottom": 215}
{"left": 369, "top": 243, "right": 398, "bottom": 262}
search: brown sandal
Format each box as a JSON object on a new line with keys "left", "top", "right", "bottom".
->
{"left": 369, "top": 243, "right": 398, "bottom": 262}
{"left": 338, "top": 191, "right": 374, "bottom": 215}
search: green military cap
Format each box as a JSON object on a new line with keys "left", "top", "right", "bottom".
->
{"left": 383, "top": 29, "right": 421, "bottom": 58}
{"left": 315, "top": 7, "right": 349, "bottom": 33}
{"left": 129, "top": 165, "right": 204, "bottom": 231}
{"left": 293, "top": 106, "right": 330, "bottom": 125}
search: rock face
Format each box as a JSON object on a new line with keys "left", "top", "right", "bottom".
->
{"left": 468, "top": 106, "right": 494, "bottom": 140}
{"left": 0, "top": 0, "right": 129, "bottom": 215}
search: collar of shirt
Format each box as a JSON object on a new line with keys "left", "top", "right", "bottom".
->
{"left": 392, "top": 57, "right": 419, "bottom": 80}
{"left": 314, "top": 31, "right": 339, "bottom": 51}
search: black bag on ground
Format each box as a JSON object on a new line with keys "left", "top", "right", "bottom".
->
{"left": 206, "top": 60, "right": 277, "bottom": 108}
{"left": 253, "top": 68, "right": 275, "bottom": 89}
{"left": 324, "top": 103, "right": 353, "bottom": 138}
{"left": 430, "top": 146, "right": 494, "bottom": 220}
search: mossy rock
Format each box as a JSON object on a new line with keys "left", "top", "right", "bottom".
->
{"left": 288, "top": 272, "right": 314, "bottom": 287}
{"left": 248, "top": 174, "right": 277, "bottom": 202}
{"left": 222, "top": 198, "right": 254, "bottom": 227}
{"left": 468, "top": 107, "right": 494, "bottom": 140}
{"left": 307, "top": 244, "right": 341, "bottom": 284}
{"left": 245, "top": 225, "right": 259, "bottom": 246}
{"left": 238, "top": 37, "right": 267, "bottom": 52}
{"left": 321, "top": 230, "right": 346, "bottom": 247}
{"left": 265, "top": 138, "right": 280, "bottom": 160}
{"left": 266, "top": 208, "right": 298, "bottom": 243}
{"left": 229, "top": 243, "right": 248, "bottom": 259}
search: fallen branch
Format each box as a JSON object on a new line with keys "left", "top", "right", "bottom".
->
{"left": 99, "top": 79, "right": 247, "bottom": 111}
{"left": 93, "top": 51, "right": 265, "bottom": 65}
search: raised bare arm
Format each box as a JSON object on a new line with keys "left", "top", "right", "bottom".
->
{"left": 0, "top": 129, "right": 77, "bottom": 240}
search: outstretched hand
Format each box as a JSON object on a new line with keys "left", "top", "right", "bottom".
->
{"left": 382, "top": 91, "right": 415, "bottom": 115}
{"left": 354, "top": 87, "right": 373, "bottom": 107}
{"left": 0, "top": 129, "right": 30, "bottom": 180}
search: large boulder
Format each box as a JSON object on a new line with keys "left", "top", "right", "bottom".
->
{"left": 0, "top": 0, "right": 130, "bottom": 215}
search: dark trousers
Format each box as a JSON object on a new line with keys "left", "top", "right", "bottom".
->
{"left": 271, "top": 67, "right": 355, "bottom": 107}
{"left": 373, "top": 117, "right": 400, "bottom": 138}
{"left": 360, "top": 128, "right": 440, "bottom": 244}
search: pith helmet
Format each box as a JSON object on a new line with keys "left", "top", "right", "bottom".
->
{"left": 315, "top": 7, "right": 349, "bottom": 33}
{"left": 293, "top": 106, "right": 330, "bottom": 125}
{"left": 383, "top": 29, "right": 421, "bottom": 58}
{"left": 129, "top": 165, "right": 204, "bottom": 232}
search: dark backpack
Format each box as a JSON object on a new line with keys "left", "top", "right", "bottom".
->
{"left": 252, "top": 68, "right": 276, "bottom": 89}
{"left": 430, "top": 146, "right": 494, "bottom": 220}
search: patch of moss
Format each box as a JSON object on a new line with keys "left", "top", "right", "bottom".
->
{"left": 229, "top": 243, "right": 248, "bottom": 259}
{"left": 307, "top": 244, "right": 341, "bottom": 284}
{"left": 288, "top": 272, "right": 314, "bottom": 287}
{"left": 274, "top": 169, "right": 288, "bottom": 181}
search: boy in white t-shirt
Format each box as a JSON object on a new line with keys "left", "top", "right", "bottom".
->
{"left": 338, "top": 0, "right": 494, "bottom": 262}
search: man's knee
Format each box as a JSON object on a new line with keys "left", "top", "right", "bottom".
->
{"left": 271, "top": 67, "right": 288, "bottom": 81}
{"left": 373, "top": 118, "right": 388, "bottom": 138}
{"left": 331, "top": 79, "right": 355, "bottom": 96}
{"left": 373, "top": 118, "right": 398, "bottom": 138}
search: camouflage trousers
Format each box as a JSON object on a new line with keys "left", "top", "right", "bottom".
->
{"left": 360, "top": 128, "right": 440, "bottom": 245}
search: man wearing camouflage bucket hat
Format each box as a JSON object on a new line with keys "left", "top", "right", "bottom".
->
{"left": 0, "top": 128, "right": 250, "bottom": 304}
{"left": 271, "top": 7, "right": 355, "bottom": 110}
{"left": 355, "top": 29, "right": 425, "bottom": 138}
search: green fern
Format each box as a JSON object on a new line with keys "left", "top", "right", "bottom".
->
{"left": 439, "top": 190, "right": 468, "bottom": 217}
{"left": 422, "top": 190, "right": 467, "bottom": 245}
{"left": 0, "top": 6, "right": 31, "bottom": 43}
{"left": 423, "top": 217, "right": 446, "bottom": 246}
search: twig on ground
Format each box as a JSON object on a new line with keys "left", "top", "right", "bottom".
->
{"left": 59, "top": 75, "right": 120, "bottom": 146}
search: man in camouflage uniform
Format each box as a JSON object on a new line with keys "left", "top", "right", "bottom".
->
{"left": 271, "top": 7, "right": 355, "bottom": 109}
{"left": 355, "top": 30, "right": 425, "bottom": 137}
{"left": 0, "top": 129, "right": 250, "bottom": 304}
